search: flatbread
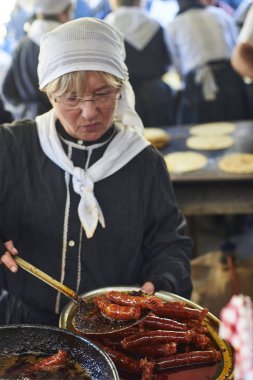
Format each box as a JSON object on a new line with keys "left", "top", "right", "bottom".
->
{"left": 144, "top": 128, "right": 170, "bottom": 149}
{"left": 219, "top": 153, "right": 253, "bottom": 174}
{"left": 186, "top": 135, "right": 234, "bottom": 150}
{"left": 164, "top": 151, "right": 208, "bottom": 173}
{"left": 189, "top": 122, "right": 236, "bottom": 136}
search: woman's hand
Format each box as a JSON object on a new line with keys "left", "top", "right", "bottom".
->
{"left": 141, "top": 281, "right": 155, "bottom": 294}
{"left": 0, "top": 240, "right": 18, "bottom": 272}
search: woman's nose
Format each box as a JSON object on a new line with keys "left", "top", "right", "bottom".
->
{"left": 80, "top": 100, "right": 98, "bottom": 119}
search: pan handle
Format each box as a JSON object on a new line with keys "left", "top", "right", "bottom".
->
{"left": 15, "top": 256, "right": 79, "bottom": 303}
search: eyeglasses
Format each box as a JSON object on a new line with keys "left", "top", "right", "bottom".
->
{"left": 54, "top": 91, "right": 120, "bottom": 109}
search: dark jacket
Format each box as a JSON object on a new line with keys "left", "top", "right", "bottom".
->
{"left": 0, "top": 97, "right": 13, "bottom": 124}
{"left": 2, "top": 37, "right": 51, "bottom": 120}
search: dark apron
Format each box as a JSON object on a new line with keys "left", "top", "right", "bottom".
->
{"left": 177, "top": 60, "right": 250, "bottom": 124}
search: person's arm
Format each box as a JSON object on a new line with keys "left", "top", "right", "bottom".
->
{"left": 231, "top": 42, "right": 253, "bottom": 79}
{"left": 231, "top": 4, "right": 253, "bottom": 79}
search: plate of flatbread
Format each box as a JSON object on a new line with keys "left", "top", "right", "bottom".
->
{"left": 186, "top": 135, "right": 234, "bottom": 150}
{"left": 164, "top": 151, "right": 208, "bottom": 173}
{"left": 219, "top": 153, "right": 253, "bottom": 174}
{"left": 144, "top": 128, "right": 170, "bottom": 149}
{"left": 189, "top": 122, "right": 236, "bottom": 136}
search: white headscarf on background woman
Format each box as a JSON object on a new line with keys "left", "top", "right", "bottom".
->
{"left": 27, "top": 0, "right": 74, "bottom": 46}
{"left": 36, "top": 18, "right": 149, "bottom": 239}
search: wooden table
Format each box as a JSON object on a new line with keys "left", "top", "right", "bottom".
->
{"left": 160, "top": 120, "right": 253, "bottom": 216}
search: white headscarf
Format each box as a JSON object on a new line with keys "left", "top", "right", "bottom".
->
{"left": 33, "top": 0, "right": 74, "bottom": 15}
{"left": 36, "top": 18, "right": 148, "bottom": 238}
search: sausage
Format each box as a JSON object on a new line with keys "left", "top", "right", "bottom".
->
{"left": 106, "top": 291, "right": 164, "bottom": 309}
{"left": 127, "top": 343, "right": 177, "bottom": 357}
{"left": 191, "top": 331, "right": 211, "bottom": 349}
{"left": 152, "top": 304, "right": 209, "bottom": 322}
{"left": 99, "top": 344, "right": 143, "bottom": 374}
{"left": 140, "top": 358, "right": 155, "bottom": 380}
{"left": 24, "top": 349, "right": 68, "bottom": 372}
{"left": 142, "top": 315, "right": 188, "bottom": 331}
{"left": 100, "top": 345, "right": 155, "bottom": 379}
{"left": 107, "top": 327, "right": 141, "bottom": 339}
{"left": 94, "top": 296, "right": 141, "bottom": 320}
{"left": 187, "top": 320, "right": 209, "bottom": 333}
{"left": 121, "top": 330, "right": 193, "bottom": 349}
{"left": 101, "top": 336, "right": 122, "bottom": 350}
{"left": 154, "top": 350, "right": 222, "bottom": 370}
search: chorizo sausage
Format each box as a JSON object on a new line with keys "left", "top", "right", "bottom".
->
{"left": 152, "top": 304, "right": 208, "bottom": 321}
{"left": 191, "top": 331, "right": 211, "bottom": 349}
{"left": 106, "top": 291, "right": 164, "bottom": 309}
{"left": 127, "top": 343, "right": 177, "bottom": 357}
{"left": 140, "top": 358, "right": 155, "bottom": 380}
{"left": 121, "top": 329, "right": 193, "bottom": 349}
{"left": 99, "top": 344, "right": 142, "bottom": 374}
{"left": 24, "top": 349, "right": 68, "bottom": 372}
{"left": 94, "top": 296, "right": 141, "bottom": 320}
{"left": 142, "top": 315, "right": 188, "bottom": 331}
{"left": 154, "top": 350, "right": 222, "bottom": 370}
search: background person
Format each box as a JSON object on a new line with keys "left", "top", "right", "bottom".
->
{"left": 1, "top": 0, "right": 74, "bottom": 120}
{"left": 232, "top": 4, "right": 253, "bottom": 79}
{"left": 233, "top": 0, "right": 253, "bottom": 28}
{"left": 105, "top": 0, "right": 175, "bottom": 127}
{"left": 231, "top": 4, "right": 253, "bottom": 116}
{"left": 0, "top": 18, "right": 192, "bottom": 326}
{"left": 164, "top": 0, "right": 250, "bottom": 124}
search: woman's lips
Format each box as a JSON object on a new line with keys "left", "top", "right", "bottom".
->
{"left": 80, "top": 123, "right": 99, "bottom": 131}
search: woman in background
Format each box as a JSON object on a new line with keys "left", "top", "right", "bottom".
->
{"left": 2, "top": 0, "right": 73, "bottom": 120}
{"left": 105, "top": 0, "right": 175, "bottom": 127}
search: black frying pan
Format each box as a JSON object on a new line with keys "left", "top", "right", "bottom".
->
{"left": 0, "top": 325, "right": 119, "bottom": 379}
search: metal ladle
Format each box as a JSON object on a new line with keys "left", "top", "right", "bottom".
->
{"left": 15, "top": 256, "right": 149, "bottom": 334}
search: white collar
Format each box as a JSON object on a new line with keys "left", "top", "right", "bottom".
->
{"left": 36, "top": 109, "right": 150, "bottom": 238}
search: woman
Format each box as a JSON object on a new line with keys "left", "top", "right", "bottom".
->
{"left": 2, "top": 0, "right": 73, "bottom": 120}
{"left": 0, "top": 18, "right": 192, "bottom": 326}
{"left": 165, "top": 0, "right": 250, "bottom": 124}
{"left": 105, "top": 0, "right": 175, "bottom": 127}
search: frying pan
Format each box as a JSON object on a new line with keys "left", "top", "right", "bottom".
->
{"left": 14, "top": 256, "right": 149, "bottom": 334}
{"left": 0, "top": 324, "right": 119, "bottom": 379}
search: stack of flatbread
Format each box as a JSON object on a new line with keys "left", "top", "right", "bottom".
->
{"left": 186, "top": 122, "right": 235, "bottom": 151}
{"left": 143, "top": 128, "right": 170, "bottom": 149}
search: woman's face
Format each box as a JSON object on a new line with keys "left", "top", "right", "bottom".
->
{"left": 51, "top": 72, "right": 118, "bottom": 142}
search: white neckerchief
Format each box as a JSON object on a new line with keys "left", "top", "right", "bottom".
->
{"left": 36, "top": 109, "right": 150, "bottom": 238}
{"left": 105, "top": 7, "right": 160, "bottom": 51}
{"left": 28, "top": 19, "right": 62, "bottom": 46}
